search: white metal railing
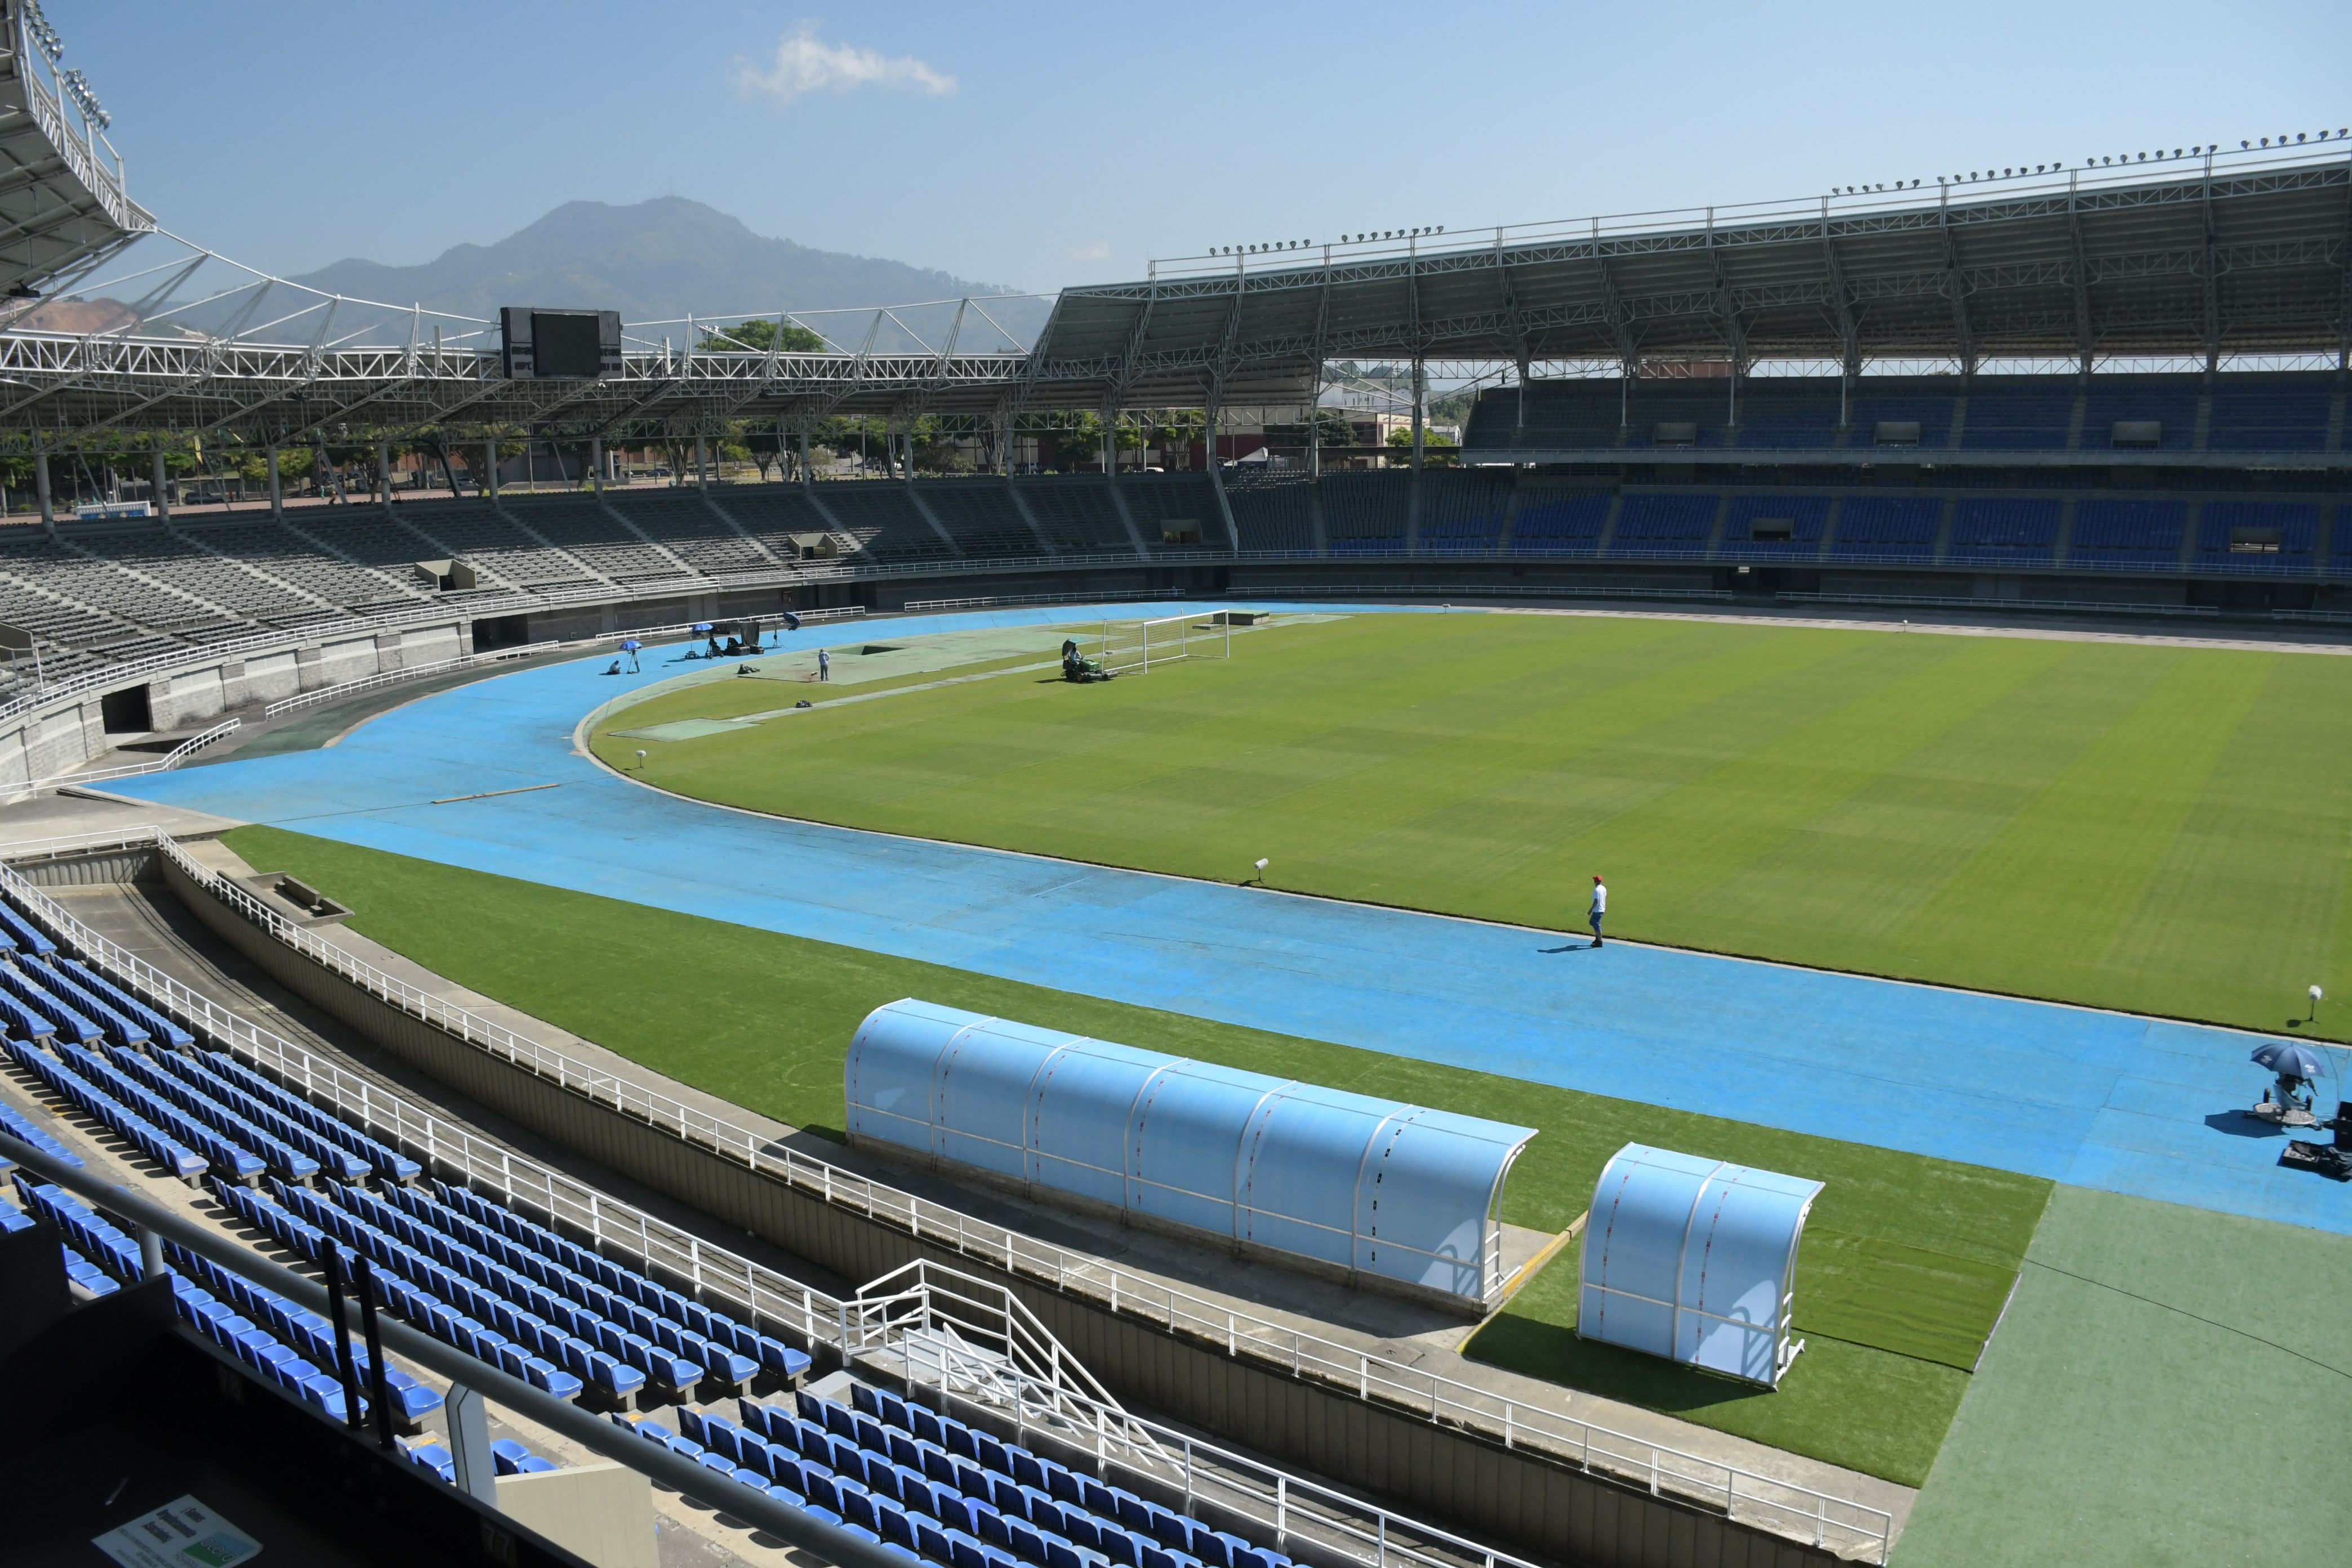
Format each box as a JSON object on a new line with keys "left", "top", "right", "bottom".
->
{"left": 13, "top": 716, "right": 242, "bottom": 797}
{"left": 0, "top": 852, "right": 1592, "bottom": 1568}
{"left": 144, "top": 830, "right": 1893, "bottom": 1559}
{"left": 0, "top": 823, "right": 168, "bottom": 862}
{"left": 261, "top": 642, "right": 560, "bottom": 718}
{"left": 859, "top": 1261, "right": 1549, "bottom": 1568}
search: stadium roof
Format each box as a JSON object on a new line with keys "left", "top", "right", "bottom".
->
{"left": 1034, "top": 145, "right": 2352, "bottom": 399}
{"left": 0, "top": 0, "right": 153, "bottom": 303}
{"left": 1, "top": 144, "right": 2345, "bottom": 446}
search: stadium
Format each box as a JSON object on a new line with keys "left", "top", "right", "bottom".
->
{"left": 0, "top": 6, "right": 2347, "bottom": 1566}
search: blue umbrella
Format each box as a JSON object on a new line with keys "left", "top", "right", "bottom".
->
{"left": 783, "top": 612, "right": 801, "bottom": 631}
{"left": 693, "top": 622, "right": 712, "bottom": 632}
{"left": 2253, "top": 1040, "right": 2328, "bottom": 1078}
{"left": 618, "top": 638, "right": 643, "bottom": 652}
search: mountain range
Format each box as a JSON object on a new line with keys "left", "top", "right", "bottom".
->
{"left": 184, "top": 198, "right": 1052, "bottom": 351}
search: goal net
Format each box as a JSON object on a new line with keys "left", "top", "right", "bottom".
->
{"left": 1098, "top": 612, "right": 1232, "bottom": 675}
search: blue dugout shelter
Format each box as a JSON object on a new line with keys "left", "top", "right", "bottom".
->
{"left": 845, "top": 1000, "right": 1538, "bottom": 1308}
{"left": 1577, "top": 1143, "right": 1823, "bottom": 1387}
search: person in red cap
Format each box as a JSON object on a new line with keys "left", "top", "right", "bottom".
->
{"left": 1588, "top": 874, "right": 1607, "bottom": 948}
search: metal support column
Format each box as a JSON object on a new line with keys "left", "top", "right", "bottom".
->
{"left": 484, "top": 442, "right": 498, "bottom": 500}
{"left": 798, "top": 428, "right": 811, "bottom": 485}
{"left": 34, "top": 451, "right": 51, "bottom": 527}
{"left": 590, "top": 438, "right": 604, "bottom": 496}
{"left": 267, "top": 446, "right": 282, "bottom": 517}
{"left": 443, "top": 1383, "right": 498, "bottom": 1505}
{"left": 1411, "top": 357, "right": 1426, "bottom": 471}
{"left": 153, "top": 442, "right": 170, "bottom": 524}
{"left": 377, "top": 438, "right": 392, "bottom": 505}
{"left": 696, "top": 433, "right": 709, "bottom": 490}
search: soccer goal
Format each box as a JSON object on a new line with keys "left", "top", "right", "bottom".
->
{"left": 1098, "top": 612, "right": 1231, "bottom": 674}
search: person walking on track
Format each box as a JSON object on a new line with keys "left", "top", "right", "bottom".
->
{"left": 1588, "top": 874, "right": 1607, "bottom": 948}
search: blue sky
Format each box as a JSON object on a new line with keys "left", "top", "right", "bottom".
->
{"left": 74, "top": 1, "right": 2352, "bottom": 300}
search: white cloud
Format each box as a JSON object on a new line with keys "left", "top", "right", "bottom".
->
{"left": 737, "top": 23, "right": 956, "bottom": 108}
{"left": 1067, "top": 241, "right": 1111, "bottom": 262}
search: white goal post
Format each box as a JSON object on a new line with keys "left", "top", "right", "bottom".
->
{"left": 1097, "top": 612, "right": 1232, "bottom": 674}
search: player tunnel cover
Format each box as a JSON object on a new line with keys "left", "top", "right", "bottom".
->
{"left": 1578, "top": 1143, "right": 1823, "bottom": 1387}
{"left": 845, "top": 999, "right": 1536, "bottom": 1305}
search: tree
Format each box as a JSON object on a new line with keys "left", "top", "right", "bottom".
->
{"left": 697, "top": 318, "right": 830, "bottom": 355}
{"left": 1386, "top": 424, "right": 1459, "bottom": 466}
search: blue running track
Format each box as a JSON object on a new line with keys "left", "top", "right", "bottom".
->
{"left": 110, "top": 602, "right": 2350, "bottom": 1235}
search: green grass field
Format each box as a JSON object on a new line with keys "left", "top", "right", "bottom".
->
{"left": 224, "top": 824, "right": 2048, "bottom": 1485}
{"left": 590, "top": 611, "right": 2352, "bottom": 1041}
{"left": 1895, "top": 1186, "right": 2352, "bottom": 1566}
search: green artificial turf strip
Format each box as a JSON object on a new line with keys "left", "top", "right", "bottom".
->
{"left": 588, "top": 611, "right": 2352, "bottom": 1042}
{"left": 223, "top": 823, "right": 2048, "bottom": 1482}
{"left": 1466, "top": 1248, "right": 1969, "bottom": 1489}
{"left": 1895, "top": 1186, "right": 2352, "bottom": 1565}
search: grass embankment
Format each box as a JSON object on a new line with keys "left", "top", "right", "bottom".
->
{"left": 226, "top": 825, "right": 2049, "bottom": 1484}
{"left": 588, "top": 611, "right": 2352, "bottom": 1043}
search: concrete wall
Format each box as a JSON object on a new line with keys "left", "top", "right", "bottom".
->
{"left": 495, "top": 1464, "right": 657, "bottom": 1568}
{"left": 159, "top": 855, "right": 1838, "bottom": 1568}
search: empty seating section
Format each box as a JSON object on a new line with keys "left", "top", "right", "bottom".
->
{"left": 2197, "top": 501, "right": 2319, "bottom": 572}
{"left": 397, "top": 501, "right": 599, "bottom": 587}
{"left": 816, "top": 484, "right": 954, "bottom": 562}
{"left": 72, "top": 529, "right": 320, "bottom": 620}
{"left": 614, "top": 495, "right": 773, "bottom": 575}
{"left": 1319, "top": 473, "right": 1410, "bottom": 553}
{"left": 1847, "top": 394, "right": 1958, "bottom": 451}
{"left": 0, "top": 874, "right": 813, "bottom": 1424}
{"left": 919, "top": 484, "right": 1040, "bottom": 557}
{"left": 1828, "top": 497, "right": 1944, "bottom": 561}
{"left": 0, "top": 1095, "right": 79, "bottom": 1167}
{"left": 1946, "top": 498, "right": 2062, "bottom": 567}
{"left": 180, "top": 522, "right": 426, "bottom": 610}
{"left": 610, "top": 1378, "right": 1299, "bottom": 1568}
{"left": 1727, "top": 390, "right": 1843, "bottom": 449}
{"left": 2207, "top": 383, "right": 2333, "bottom": 452}
{"left": 1609, "top": 493, "right": 1718, "bottom": 556}
{"left": 0, "top": 555, "right": 130, "bottom": 646}
{"left": 721, "top": 486, "right": 840, "bottom": 559}
{"left": 1509, "top": 489, "right": 1610, "bottom": 555}
{"left": 2066, "top": 500, "right": 2187, "bottom": 570}
{"left": 0, "top": 532, "right": 234, "bottom": 633}
{"left": 2083, "top": 389, "right": 2197, "bottom": 452}
{"left": 498, "top": 499, "right": 683, "bottom": 583}
{"left": 1014, "top": 480, "right": 1128, "bottom": 554}
{"left": 291, "top": 510, "right": 452, "bottom": 580}
{"left": 1223, "top": 479, "right": 1314, "bottom": 553}
{"left": 1465, "top": 381, "right": 1624, "bottom": 450}
{"left": 1416, "top": 472, "right": 1511, "bottom": 554}
{"left": 1958, "top": 389, "right": 2075, "bottom": 451}
{"left": 1717, "top": 495, "right": 1830, "bottom": 560}
{"left": 1119, "top": 476, "right": 1220, "bottom": 551}
{"left": 1625, "top": 389, "right": 1736, "bottom": 450}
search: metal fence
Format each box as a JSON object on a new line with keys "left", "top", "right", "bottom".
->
{"left": 136, "top": 831, "right": 1894, "bottom": 1560}
{"left": 261, "top": 642, "right": 561, "bottom": 718}
{"left": 13, "top": 715, "right": 242, "bottom": 798}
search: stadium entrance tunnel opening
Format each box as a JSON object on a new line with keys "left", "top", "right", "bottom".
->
{"left": 471, "top": 613, "right": 533, "bottom": 651}
{"left": 99, "top": 684, "right": 152, "bottom": 734}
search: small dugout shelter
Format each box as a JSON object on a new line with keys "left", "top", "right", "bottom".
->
{"left": 844, "top": 1000, "right": 1537, "bottom": 1311}
{"left": 1577, "top": 1143, "right": 1823, "bottom": 1388}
